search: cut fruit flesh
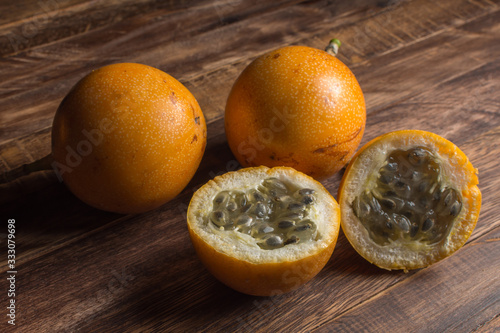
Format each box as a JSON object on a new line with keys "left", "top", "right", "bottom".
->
{"left": 353, "top": 147, "right": 462, "bottom": 246}
{"left": 187, "top": 166, "right": 340, "bottom": 296}
{"left": 208, "top": 177, "right": 319, "bottom": 250}
{"left": 338, "top": 130, "right": 481, "bottom": 271}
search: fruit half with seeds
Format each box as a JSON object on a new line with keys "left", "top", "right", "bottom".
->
{"left": 338, "top": 130, "right": 481, "bottom": 271}
{"left": 187, "top": 166, "right": 340, "bottom": 296}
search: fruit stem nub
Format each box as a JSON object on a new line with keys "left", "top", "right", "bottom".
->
{"left": 325, "top": 39, "right": 341, "bottom": 56}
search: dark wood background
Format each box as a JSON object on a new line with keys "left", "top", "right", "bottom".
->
{"left": 1, "top": 0, "right": 499, "bottom": 332}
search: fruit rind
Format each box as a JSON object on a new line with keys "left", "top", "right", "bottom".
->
{"left": 338, "top": 130, "right": 481, "bottom": 270}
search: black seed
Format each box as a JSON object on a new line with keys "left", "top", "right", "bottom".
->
{"left": 422, "top": 218, "right": 434, "bottom": 232}
{"left": 381, "top": 198, "right": 396, "bottom": 210}
{"left": 450, "top": 201, "right": 462, "bottom": 217}
{"left": 210, "top": 210, "right": 227, "bottom": 227}
{"left": 443, "top": 189, "right": 454, "bottom": 206}
{"left": 253, "top": 191, "right": 265, "bottom": 202}
{"left": 394, "top": 214, "right": 410, "bottom": 233}
{"left": 295, "top": 224, "right": 312, "bottom": 232}
{"left": 299, "top": 188, "right": 315, "bottom": 195}
{"left": 214, "top": 192, "right": 229, "bottom": 204}
{"left": 353, "top": 196, "right": 371, "bottom": 218}
{"left": 263, "top": 226, "right": 274, "bottom": 233}
{"left": 239, "top": 195, "right": 247, "bottom": 207}
{"left": 395, "top": 180, "right": 406, "bottom": 188}
{"left": 284, "top": 212, "right": 306, "bottom": 221}
{"left": 278, "top": 220, "right": 294, "bottom": 229}
{"left": 226, "top": 200, "right": 237, "bottom": 212}
{"left": 266, "top": 236, "right": 283, "bottom": 247}
{"left": 264, "top": 178, "right": 287, "bottom": 191}
{"left": 408, "top": 148, "right": 429, "bottom": 166}
{"left": 241, "top": 204, "right": 251, "bottom": 213}
{"left": 433, "top": 188, "right": 442, "bottom": 201}
{"left": 410, "top": 224, "right": 419, "bottom": 237}
{"left": 284, "top": 236, "right": 299, "bottom": 245}
{"left": 418, "top": 181, "right": 429, "bottom": 193}
{"left": 254, "top": 202, "right": 267, "bottom": 217}
{"left": 419, "top": 196, "right": 430, "bottom": 208}
{"left": 402, "top": 211, "right": 413, "bottom": 219}
{"left": 236, "top": 215, "right": 253, "bottom": 226}
{"left": 370, "top": 196, "right": 382, "bottom": 214}
{"left": 385, "top": 162, "right": 398, "bottom": 172}
{"left": 302, "top": 195, "right": 314, "bottom": 205}
{"left": 288, "top": 202, "right": 305, "bottom": 211}
{"left": 384, "top": 190, "right": 397, "bottom": 197}
{"left": 410, "top": 171, "right": 421, "bottom": 181}
{"left": 379, "top": 173, "right": 393, "bottom": 184}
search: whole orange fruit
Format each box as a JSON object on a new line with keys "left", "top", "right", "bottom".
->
{"left": 187, "top": 166, "right": 340, "bottom": 296}
{"left": 225, "top": 45, "right": 366, "bottom": 180}
{"left": 338, "top": 130, "right": 481, "bottom": 271}
{"left": 51, "top": 63, "right": 207, "bottom": 214}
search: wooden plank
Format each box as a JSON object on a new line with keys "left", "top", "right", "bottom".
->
{"left": 1, "top": 70, "right": 498, "bottom": 333}
{"left": 0, "top": 1, "right": 498, "bottom": 332}
{"left": 1, "top": 3, "right": 498, "bottom": 272}
{"left": 476, "top": 314, "right": 500, "bottom": 333}
{"left": 1, "top": 0, "right": 498, "bottom": 145}
{"left": 1, "top": 0, "right": 498, "bottom": 174}
{"left": 0, "top": 0, "right": 243, "bottom": 56}
{"left": 0, "top": 0, "right": 85, "bottom": 26}
{"left": 0, "top": 0, "right": 388, "bottom": 141}
{"left": 4, "top": 129, "right": 497, "bottom": 332}
{"left": 312, "top": 226, "right": 500, "bottom": 332}
{"left": 1, "top": 55, "right": 498, "bottom": 270}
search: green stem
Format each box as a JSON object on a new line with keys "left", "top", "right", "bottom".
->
{"left": 325, "top": 38, "right": 341, "bottom": 56}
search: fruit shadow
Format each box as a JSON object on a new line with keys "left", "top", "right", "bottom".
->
{"left": 0, "top": 125, "right": 233, "bottom": 245}
{"left": 118, "top": 242, "right": 268, "bottom": 331}
{"left": 0, "top": 170, "right": 122, "bottom": 239}
{"left": 186, "top": 129, "right": 241, "bottom": 191}
{"left": 326, "top": 230, "right": 410, "bottom": 278}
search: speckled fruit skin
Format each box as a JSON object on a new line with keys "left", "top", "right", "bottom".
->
{"left": 225, "top": 45, "right": 366, "bottom": 180}
{"left": 52, "top": 63, "right": 207, "bottom": 214}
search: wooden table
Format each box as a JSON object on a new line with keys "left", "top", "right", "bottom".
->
{"left": 1, "top": 0, "right": 499, "bottom": 332}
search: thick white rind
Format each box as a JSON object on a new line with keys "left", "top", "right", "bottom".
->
{"left": 340, "top": 130, "right": 481, "bottom": 270}
{"left": 187, "top": 166, "right": 340, "bottom": 264}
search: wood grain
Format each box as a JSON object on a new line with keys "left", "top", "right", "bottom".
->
{"left": 314, "top": 227, "right": 500, "bottom": 332}
{"left": 0, "top": 0, "right": 499, "bottom": 332}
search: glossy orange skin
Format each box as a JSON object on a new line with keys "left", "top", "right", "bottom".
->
{"left": 188, "top": 227, "right": 336, "bottom": 296}
{"left": 52, "top": 63, "right": 207, "bottom": 214}
{"left": 225, "top": 46, "right": 366, "bottom": 180}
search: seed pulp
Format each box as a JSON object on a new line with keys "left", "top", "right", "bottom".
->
{"left": 209, "top": 177, "right": 318, "bottom": 250}
{"left": 352, "top": 147, "right": 462, "bottom": 246}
